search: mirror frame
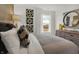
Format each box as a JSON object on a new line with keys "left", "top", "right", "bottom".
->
{"left": 63, "top": 10, "right": 79, "bottom": 27}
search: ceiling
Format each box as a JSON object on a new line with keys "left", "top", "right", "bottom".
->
{"left": 15, "top": 4, "right": 79, "bottom": 11}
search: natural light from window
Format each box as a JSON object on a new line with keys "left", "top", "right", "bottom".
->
{"left": 41, "top": 15, "right": 51, "bottom": 33}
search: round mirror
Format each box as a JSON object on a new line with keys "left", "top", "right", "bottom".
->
{"left": 63, "top": 11, "right": 79, "bottom": 27}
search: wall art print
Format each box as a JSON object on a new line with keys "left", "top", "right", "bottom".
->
{"left": 26, "top": 9, "right": 34, "bottom": 32}
{"left": 26, "top": 24, "right": 33, "bottom": 32}
{"left": 26, "top": 18, "right": 33, "bottom": 24}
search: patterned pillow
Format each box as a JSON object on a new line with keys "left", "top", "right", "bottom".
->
{"left": 17, "top": 25, "right": 30, "bottom": 48}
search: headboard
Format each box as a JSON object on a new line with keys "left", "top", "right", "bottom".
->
{"left": 0, "top": 22, "right": 15, "bottom": 31}
{"left": 0, "top": 22, "right": 15, "bottom": 54}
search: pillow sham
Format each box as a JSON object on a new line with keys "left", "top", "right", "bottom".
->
{"left": 0, "top": 28, "right": 20, "bottom": 53}
{"left": 17, "top": 25, "right": 30, "bottom": 48}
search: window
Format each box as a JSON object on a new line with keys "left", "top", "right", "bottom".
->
{"left": 41, "top": 15, "right": 51, "bottom": 32}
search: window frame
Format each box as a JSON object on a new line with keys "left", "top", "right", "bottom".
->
{"left": 41, "top": 14, "right": 51, "bottom": 33}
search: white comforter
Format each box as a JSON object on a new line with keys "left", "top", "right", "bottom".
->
{"left": 18, "top": 34, "right": 78, "bottom": 54}
{"left": 27, "top": 33, "right": 44, "bottom": 54}
{"left": 19, "top": 33, "right": 44, "bottom": 54}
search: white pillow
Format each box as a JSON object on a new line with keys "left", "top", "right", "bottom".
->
{"left": 0, "top": 28, "right": 20, "bottom": 54}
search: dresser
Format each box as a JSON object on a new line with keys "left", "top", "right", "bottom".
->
{"left": 56, "top": 30, "right": 79, "bottom": 46}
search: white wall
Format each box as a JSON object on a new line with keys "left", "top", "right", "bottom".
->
{"left": 14, "top": 4, "right": 79, "bottom": 37}
{"left": 36, "top": 4, "right": 79, "bottom": 29}
{"left": 40, "top": 10, "right": 55, "bottom": 36}
{"left": 55, "top": 6, "right": 79, "bottom": 29}
{"left": 14, "top": 4, "right": 55, "bottom": 37}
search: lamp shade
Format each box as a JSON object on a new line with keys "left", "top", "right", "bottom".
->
{"left": 12, "top": 15, "right": 19, "bottom": 27}
{"left": 12, "top": 15, "right": 19, "bottom": 21}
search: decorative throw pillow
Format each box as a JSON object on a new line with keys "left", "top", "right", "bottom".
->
{"left": 0, "top": 28, "right": 20, "bottom": 53}
{"left": 17, "top": 25, "right": 30, "bottom": 48}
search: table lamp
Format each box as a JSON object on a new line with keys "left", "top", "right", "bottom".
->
{"left": 12, "top": 15, "right": 19, "bottom": 27}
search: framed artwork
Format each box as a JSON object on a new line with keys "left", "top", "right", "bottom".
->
{"left": 26, "top": 9, "right": 34, "bottom": 32}
{"left": 26, "top": 18, "right": 33, "bottom": 24}
{"left": 26, "top": 25, "right": 33, "bottom": 32}
{"left": 26, "top": 9, "right": 34, "bottom": 17}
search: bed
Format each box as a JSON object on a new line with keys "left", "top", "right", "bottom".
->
{"left": 19, "top": 33, "right": 44, "bottom": 54}
{"left": 0, "top": 22, "right": 15, "bottom": 54}
{"left": 0, "top": 22, "right": 44, "bottom": 54}
{"left": 43, "top": 36, "right": 78, "bottom": 54}
{"left": 0, "top": 22, "right": 78, "bottom": 54}
{"left": 36, "top": 34, "right": 79, "bottom": 54}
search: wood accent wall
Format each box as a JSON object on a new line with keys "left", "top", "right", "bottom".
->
{"left": 0, "top": 4, "right": 14, "bottom": 22}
